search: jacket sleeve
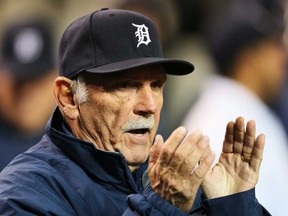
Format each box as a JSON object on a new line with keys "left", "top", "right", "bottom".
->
{"left": 123, "top": 187, "right": 190, "bottom": 216}
{"left": 123, "top": 187, "right": 271, "bottom": 216}
{"left": 195, "top": 188, "right": 271, "bottom": 216}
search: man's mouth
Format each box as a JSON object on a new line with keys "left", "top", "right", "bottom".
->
{"left": 122, "top": 117, "right": 154, "bottom": 135}
{"left": 127, "top": 128, "right": 150, "bottom": 135}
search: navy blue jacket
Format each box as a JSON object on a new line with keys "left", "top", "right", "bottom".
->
{"left": 0, "top": 108, "right": 270, "bottom": 215}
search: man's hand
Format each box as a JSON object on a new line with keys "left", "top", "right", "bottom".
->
{"left": 201, "top": 117, "right": 265, "bottom": 199}
{"left": 148, "top": 127, "right": 215, "bottom": 212}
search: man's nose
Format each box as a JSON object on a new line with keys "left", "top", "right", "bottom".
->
{"left": 134, "top": 87, "right": 159, "bottom": 116}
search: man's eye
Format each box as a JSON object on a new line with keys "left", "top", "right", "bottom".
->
{"left": 115, "top": 82, "right": 131, "bottom": 89}
{"left": 151, "top": 81, "right": 164, "bottom": 89}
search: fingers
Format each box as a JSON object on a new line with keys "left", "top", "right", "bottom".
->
{"left": 222, "top": 121, "right": 235, "bottom": 154}
{"left": 149, "top": 134, "right": 164, "bottom": 167}
{"left": 158, "top": 126, "right": 187, "bottom": 167}
{"left": 233, "top": 117, "right": 245, "bottom": 154}
{"left": 250, "top": 134, "right": 265, "bottom": 173}
{"left": 222, "top": 116, "right": 264, "bottom": 165}
{"left": 150, "top": 126, "right": 212, "bottom": 176}
{"left": 242, "top": 120, "right": 256, "bottom": 161}
{"left": 161, "top": 128, "right": 203, "bottom": 173}
{"left": 176, "top": 134, "right": 211, "bottom": 176}
{"left": 222, "top": 117, "right": 246, "bottom": 154}
{"left": 148, "top": 128, "right": 213, "bottom": 212}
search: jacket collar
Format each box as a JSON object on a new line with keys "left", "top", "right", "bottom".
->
{"left": 46, "top": 108, "right": 147, "bottom": 193}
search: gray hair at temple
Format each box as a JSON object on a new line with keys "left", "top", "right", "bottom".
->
{"left": 70, "top": 75, "right": 88, "bottom": 104}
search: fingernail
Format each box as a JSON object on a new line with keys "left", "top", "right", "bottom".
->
{"left": 201, "top": 135, "right": 209, "bottom": 144}
{"left": 155, "top": 134, "right": 164, "bottom": 144}
{"left": 178, "top": 126, "right": 187, "bottom": 136}
{"left": 193, "top": 129, "right": 202, "bottom": 138}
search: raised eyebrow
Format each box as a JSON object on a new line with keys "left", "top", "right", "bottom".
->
{"left": 154, "top": 76, "right": 166, "bottom": 83}
{"left": 155, "top": 74, "right": 167, "bottom": 84}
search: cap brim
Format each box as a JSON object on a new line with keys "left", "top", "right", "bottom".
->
{"left": 86, "top": 57, "right": 194, "bottom": 75}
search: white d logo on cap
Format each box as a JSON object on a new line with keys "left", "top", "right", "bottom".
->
{"left": 132, "top": 23, "right": 151, "bottom": 48}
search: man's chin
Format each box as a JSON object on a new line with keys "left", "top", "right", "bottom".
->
{"left": 125, "top": 152, "right": 149, "bottom": 171}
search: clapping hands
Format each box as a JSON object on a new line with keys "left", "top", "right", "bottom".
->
{"left": 148, "top": 117, "right": 265, "bottom": 212}
{"left": 201, "top": 117, "right": 265, "bottom": 198}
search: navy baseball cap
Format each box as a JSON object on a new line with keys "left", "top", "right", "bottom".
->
{"left": 1, "top": 20, "right": 55, "bottom": 80}
{"left": 59, "top": 8, "right": 194, "bottom": 78}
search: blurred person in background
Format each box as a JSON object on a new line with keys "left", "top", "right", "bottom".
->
{"left": 272, "top": 76, "right": 288, "bottom": 135}
{"left": 272, "top": 2, "right": 288, "bottom": 137}
{"left": 0, "top": 19, "right": 57, "bottom": 170}
{"left": 182, "top": 0, "right": 288, "bottom": 214}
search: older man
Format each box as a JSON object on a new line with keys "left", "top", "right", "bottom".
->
{"left": 0, "top": 8, "right": 268, "bottom": 215}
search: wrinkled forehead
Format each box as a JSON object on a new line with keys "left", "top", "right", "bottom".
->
{"left": 81, "top": 64, "right": 167, "bottom": 83}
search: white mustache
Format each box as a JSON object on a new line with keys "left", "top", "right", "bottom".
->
{"left": 122, "top": 116, "right": 154, "bottom": 132}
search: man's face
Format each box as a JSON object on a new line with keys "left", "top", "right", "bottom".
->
{"left": 252, "top": 39, "right": 287, "bottom": 102}
{"left": 77, "top": 65, "right": 166, "bottom": 170}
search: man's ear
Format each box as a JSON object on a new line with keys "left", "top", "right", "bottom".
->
{"left": 53, "top": 76, "right": 79, "bottom": 120}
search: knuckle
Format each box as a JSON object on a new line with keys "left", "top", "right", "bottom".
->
{"left": 193, "top": 167, "right": 204, "bottom": 180}
{"left": 161, "top": 147, "right": 174, "bottom": 163}
{"left": 173, "top": 150, "right": 185, "bottom": 161}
